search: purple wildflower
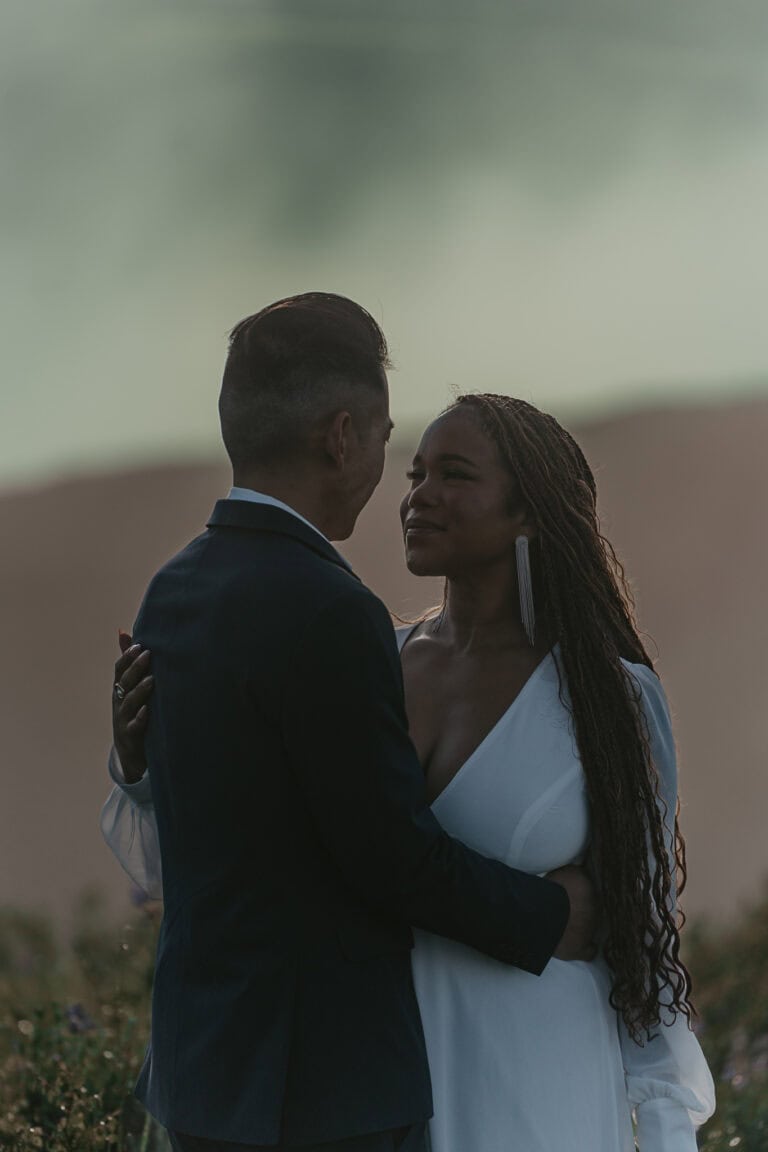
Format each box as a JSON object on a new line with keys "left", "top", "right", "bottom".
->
{"left": 65, "top": 1003, "right": 96, "bottom": 1034}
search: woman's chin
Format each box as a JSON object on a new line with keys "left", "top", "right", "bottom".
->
{"left": 404, "top": 549, "right": 445, "bottom": 578}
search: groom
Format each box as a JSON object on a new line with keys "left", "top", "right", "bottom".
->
{"left": 111, "top": 293, "right": 595, "bottom": 1152}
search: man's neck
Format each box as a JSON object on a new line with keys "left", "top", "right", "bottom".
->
{"left": 230, "top": 473, "right": 330, "bottom": 536}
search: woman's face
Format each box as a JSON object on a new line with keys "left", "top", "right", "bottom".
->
{"left": 400, "top": 407, "right": 527, "bottom": 578}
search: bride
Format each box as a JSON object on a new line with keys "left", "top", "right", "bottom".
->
{"left": 103, "top": 392, "right": 715, "bottom": 1150}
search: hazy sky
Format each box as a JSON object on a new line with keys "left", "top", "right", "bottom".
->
{"left": 3, "top": 0, "right": 768, "bottom": 486}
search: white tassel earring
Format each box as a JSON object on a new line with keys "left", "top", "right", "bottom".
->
{"left": 515, "top": 534, "right": 535, "bottom": 647}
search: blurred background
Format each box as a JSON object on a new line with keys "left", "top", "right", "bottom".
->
{"left": 2, "top": 0, "right": 768, "bottom": 944}
{"left": 3, "top": 3, "right": 768, "bottom": 1146}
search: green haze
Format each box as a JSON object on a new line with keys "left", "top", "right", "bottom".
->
{"left": 2, "top": 0, "right": 768, "bottom": 484}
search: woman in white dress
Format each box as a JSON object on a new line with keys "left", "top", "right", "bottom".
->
{"left": 104, "top": 393, "right": 715, "bottom": 1151}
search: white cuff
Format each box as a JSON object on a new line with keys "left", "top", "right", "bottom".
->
{"left": 635, "top": 1097, "right": 699, "bottom": 1152}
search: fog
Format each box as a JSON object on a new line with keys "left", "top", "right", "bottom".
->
{"left": 2, "top": 0, "right": 768, "bottom": 485}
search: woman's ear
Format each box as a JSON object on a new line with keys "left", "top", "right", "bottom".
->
{"left": 521, "top": 515, "right": 538, "bottom": 542}
{"left": 509, "top": 502, "right": 537, "bottom": 541}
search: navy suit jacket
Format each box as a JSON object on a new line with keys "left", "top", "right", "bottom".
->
{"left": 133, "top": 499, "right": 569, "bottom": 1145}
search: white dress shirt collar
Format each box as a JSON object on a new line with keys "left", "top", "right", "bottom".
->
{"left": 227, "top": 487, "right": 330, "bottom": 545}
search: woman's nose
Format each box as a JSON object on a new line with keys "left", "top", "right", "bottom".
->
{"left": 408, "top": 474, "right": 438, "bottom": 507}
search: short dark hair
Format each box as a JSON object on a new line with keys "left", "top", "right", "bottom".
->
{"left": 219, "top": 292, "right": 391, "bottom": 468}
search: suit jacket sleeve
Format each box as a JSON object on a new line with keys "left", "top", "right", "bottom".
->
{"left": 282, "top": 588, "right": 569, "bottom": 974}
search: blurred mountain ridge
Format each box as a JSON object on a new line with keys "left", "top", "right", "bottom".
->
{"left": 1, "top": 396, "right": 766, "bottom": 925}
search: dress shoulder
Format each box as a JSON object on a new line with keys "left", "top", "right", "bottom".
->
{"left": 621, "top": 661, "right": 676, "bottom": 776}
{"left": 622, "top": 659, "right": 672, "bottom": 726}
{"left": 394, "top": 622, "right": 419, "bottom": 653}
{"left": 621, "top": 660, "right": 679, "bottom": 857}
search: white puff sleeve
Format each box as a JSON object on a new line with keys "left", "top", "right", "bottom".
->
{"left": 620, "top": 663, "right": 716, "bottom": 1149}
{"left": 100, "top": 747, "right": 163, "bottom": 900}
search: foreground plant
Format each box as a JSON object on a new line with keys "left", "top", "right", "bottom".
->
{"left": 1, "top": 885, "right": 768, "bottom": 1149}
{"left": 684, "top": 889, "right": 768, "bottom": 1151}
{"left": 0, "top": 893, "right": 167, "bottom": 1152}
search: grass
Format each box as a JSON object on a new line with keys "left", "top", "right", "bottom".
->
{"left": 1, "top": 888, "right": 767, "bottom": 1151}
{"left": 0, "top": 890, "right": 168, "bottom": 1152}
{"left": 685, "top": 891, "right": 768, "bottom": 1151}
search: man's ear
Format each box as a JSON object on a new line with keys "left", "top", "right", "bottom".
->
{"left": 323, "top": 410, "right": 353, "bottom": 470}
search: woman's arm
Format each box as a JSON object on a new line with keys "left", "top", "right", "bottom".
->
{"left": 101, "top": 636, "right": 162, "bottom": 897}
{"left": 619, "top": 664, "right": 715, "bottom": 1150}
{"left": 100, "top": 746, "right": 163, "bottom": 898}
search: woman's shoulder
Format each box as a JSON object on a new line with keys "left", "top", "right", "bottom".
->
{"left": 620, "top": 658, "right": 676, "bottom": 776}
{"left": 393, "top": 610, "right": 448, "bottom": 652}
{"left": 620, "top": 659, "right": 671, "bottom": 721}
{"left": 394, "top": 620, "right": 422, "bottom": 653}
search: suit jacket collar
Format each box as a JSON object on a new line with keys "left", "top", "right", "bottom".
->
{"left": 207, "top": 499, "right": 357, "bottom": 577}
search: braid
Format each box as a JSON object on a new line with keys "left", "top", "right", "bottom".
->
{"left": 451, "top": 393, "right": 692, "bottom": 1040}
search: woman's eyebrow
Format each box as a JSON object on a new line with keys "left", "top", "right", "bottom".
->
{"left": 410, "top": 452, "right": 478, "bottom": 467}
{"left": 437, "top": 453, "right": 478, "bottom": 466}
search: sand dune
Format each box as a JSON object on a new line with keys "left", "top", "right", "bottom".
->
{"left": 2, "top": 398, "right": 766, "bottom": 926}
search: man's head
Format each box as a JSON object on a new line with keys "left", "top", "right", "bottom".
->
{"left": 219, "top": 293, "right": 393, "bottom": 539}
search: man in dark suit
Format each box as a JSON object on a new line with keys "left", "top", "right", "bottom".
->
{"left": 111, "top": 293, "right": 595, "bottom": 1152}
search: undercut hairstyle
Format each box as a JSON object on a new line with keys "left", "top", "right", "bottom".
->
{"left": 219, "top": 293, "right": 391, "bottom": 468}
{"left": 448, "top": 393, "right": 692, "bottom": 1042}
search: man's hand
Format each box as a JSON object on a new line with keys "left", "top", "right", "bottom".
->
{"left": 547, "top": 865, "right": 599, "bottom": 962}
{"left": 112, "top": 630, "right": 152, "bottom": 785}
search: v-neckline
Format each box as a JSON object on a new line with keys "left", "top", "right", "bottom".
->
{"left": 396, "top": 623, "right": 555, "bottom": 807}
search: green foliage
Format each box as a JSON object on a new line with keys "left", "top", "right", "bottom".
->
{"left": 686, "top": 886, "right": 768, "bottom": 1151}
{"left": 2, "top": 886, "right": 768, "bottom": 1150}
{"left": 697, "top": 1085, "right": 768, "bottom": 1152}
{"left": 0, "top": 892, "right": 168, "bottom": 1152}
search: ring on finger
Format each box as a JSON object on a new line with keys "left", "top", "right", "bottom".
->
{"left": 114, "top": 682, "right": 126, "bottom": 703}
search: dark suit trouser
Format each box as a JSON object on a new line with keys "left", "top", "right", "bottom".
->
{"left": 167, "top": 1122, "right": 428, "bottom": 1152}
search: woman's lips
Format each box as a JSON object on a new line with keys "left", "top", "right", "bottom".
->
{"left": 404, "top": 522, "right": 444, "bottom": 536}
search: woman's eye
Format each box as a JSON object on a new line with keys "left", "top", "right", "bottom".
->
{"left": 444, "top": 470, "right": 470, "bottom": 480}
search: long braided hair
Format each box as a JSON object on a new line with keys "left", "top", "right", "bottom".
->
{"left": 449, "top": 393, "right": 692, "bottom": 1041}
